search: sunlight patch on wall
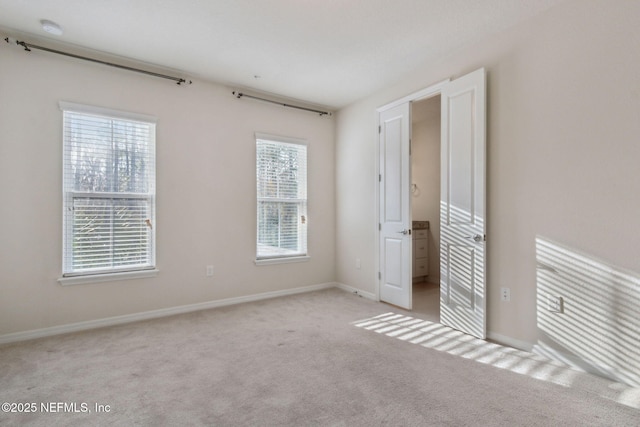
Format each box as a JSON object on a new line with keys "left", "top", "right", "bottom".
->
{"left": 439, "top": 201, "right": 485, "bottom": 338}
{"left": 535, "top": 236, "right": 640, "bottom": 388}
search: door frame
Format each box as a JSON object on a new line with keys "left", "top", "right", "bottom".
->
{"left": 375, "top": 79, "right": 450, "bottom": 302}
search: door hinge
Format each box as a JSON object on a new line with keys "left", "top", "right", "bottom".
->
{"left": 378, "top": 272, "right": 382, "bottom": 280}
{"left": 378, "top": 125, "right": 381, "bottom": 134}
{"left": 379, "top": 174, "right": 382, "bottom": 182}
{"left": 409, "top": 139, "right": 412, "bottom": 155}
{"left": 379, "top": 223, "right": 381, "bottom": 231}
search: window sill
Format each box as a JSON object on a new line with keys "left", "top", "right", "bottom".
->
{"left": 58, "top": 269, "right": 159, "bottom": 286}
{"left": 254, "top": 256, "right": 310, "bottom": 266}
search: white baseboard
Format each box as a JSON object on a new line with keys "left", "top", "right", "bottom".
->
{"left": 487, "top": 332, "right": 534, "bottom": 352}
{"left": 335, "top": 282, "right": 377, "bottom": 301}
{"left": 531, "top": 342, "right": 640, "bottom": 387}
{"left": 488, "top": 333, "right": 640, "bottom": 387}
{"left": 0, "top": 282, "right": 337, "bottom": 345}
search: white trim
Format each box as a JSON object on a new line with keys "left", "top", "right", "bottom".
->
{"left": 376, "top": 78, "right": 450, "bottom": 112}
{"left": 483, "top": 333, "right": 640, "bottom": 388}
{"left": 254, "top": 256, "right": 310, "bottom": 266}
{"left": 59, "top": 101, "right": 157, "bottom": 123}
{"left": 58, "top": 268, "right": 159, "bottom": 286}
{"left": 531, "top": 342, "right": 640, "bottom": 387}
{"left": 335, "top": 282, "right": 377, "bottom": 301}
{"left": 487, "top": 332, "right": 534, "bottom": 352}
{"left": 0, "top": 282, "right": 338, "bottom": 345}
{"left": 375, "top": 107, "right": 381, "bottom": 302}
{"left": 255, "top": 132, "right": 307, "bottom": 146}
{"left": 532, "top": 343, "right": 592, "bottom": 373}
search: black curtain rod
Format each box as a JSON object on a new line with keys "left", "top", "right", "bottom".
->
{"left": 232, "top": 91, "right": 331, "bottom": 116}
{"left": 5, "top": 37, "right": 192, "bottom": 85}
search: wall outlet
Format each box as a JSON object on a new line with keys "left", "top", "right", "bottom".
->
{"left": 206, "top": 265, "right": 214, "bottom": 277}
{"left": 500, "top": 287, "right": 511, "bottom": 302}
{"left": 547, "top": 295, "right": 564, "bottom": 313}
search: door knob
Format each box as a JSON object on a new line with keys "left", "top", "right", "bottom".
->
{"left": 397, "top": 229, "right": 411, "bottom": 235}
{"left": 466, "top": 234, "right": 484, "bottom": 242}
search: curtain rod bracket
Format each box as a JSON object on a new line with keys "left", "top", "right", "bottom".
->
{"left": 18, "top": 41, "right": 31, "bottom": 52}
{"left": 4, "top": 37, "right": 30, "bottom": 51}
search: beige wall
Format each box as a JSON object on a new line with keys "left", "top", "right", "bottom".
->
{"left": 0, "top": 46, "right": 335, "bottom": 335}
{"left": 336, "top": 0, "right": 640, "bottom": 384}
{"left": 2, "top": 0, "right": 639, "bottom": 387}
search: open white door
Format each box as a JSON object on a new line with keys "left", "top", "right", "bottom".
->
{"left": 379, "top": 102, "right": 412, "bottom": 309}
{"left": 440, "top": 68, "right": 487, "bottom": 339}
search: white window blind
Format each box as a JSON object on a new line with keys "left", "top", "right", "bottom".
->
{"left": 256, "top": 135, "right": 307, "bottom": 260}
{"left": 61, "top": 103, "right": 156, "bottom": 277}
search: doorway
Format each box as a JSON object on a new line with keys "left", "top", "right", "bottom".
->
{"left": 411, "top": 95, "right": 441, "bottom": 323}
{"left": 377, "top": 68, "right": 487, "bottom": 339}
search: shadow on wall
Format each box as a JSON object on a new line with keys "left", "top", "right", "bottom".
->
{"left": 534, "top": 236, "right": 640, "bottom": 387}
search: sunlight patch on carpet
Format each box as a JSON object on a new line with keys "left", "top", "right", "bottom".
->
{"left": 352, "top": 312, "right": 640, "bottom": 409}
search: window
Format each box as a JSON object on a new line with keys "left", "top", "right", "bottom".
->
{"left": 256, "top": 134, "right": 307, "bottom": 262}
{"left": 60, "top": 102, "right": 156, "bottom": 281}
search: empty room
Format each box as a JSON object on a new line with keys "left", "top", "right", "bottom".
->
{"left": 1, "top": 0, "right": 639, "bottom": 425}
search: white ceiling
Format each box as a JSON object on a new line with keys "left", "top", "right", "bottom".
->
{"left": 0, "top": 0, "right": 565, "bottom": 109}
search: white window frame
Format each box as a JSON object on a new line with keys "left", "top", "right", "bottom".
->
{"left": 255, "top": 133, "right": 309, "bottom": 265}
{"left": 58, "top": 102, "right": 158, "bottom": 285}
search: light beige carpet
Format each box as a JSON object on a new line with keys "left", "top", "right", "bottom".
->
{"left": 1, "top": 288, "right": 638, "bottom": 426}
